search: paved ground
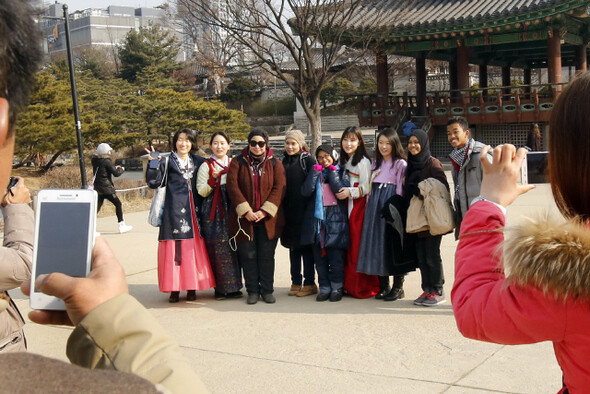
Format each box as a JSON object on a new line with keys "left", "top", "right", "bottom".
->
{"left": 13, "top": 178, "right": 564, "bottom": 393}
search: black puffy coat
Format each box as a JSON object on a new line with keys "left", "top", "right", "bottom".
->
{"left": 91, "top": 157, "right": 123, "bottom": 195}
{"left": 146, "top": 153, "right": 205, "bottom": 241}
{"left": 280, "top": 151, "right": 316, "bottom": 249}
{"left": 300, "top": 166, "right": 349, "bottom": 249}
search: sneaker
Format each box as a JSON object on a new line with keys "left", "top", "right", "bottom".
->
{"left": 261, "top": 293, "right": 276, "bottom": 304}
{"left": 329, "top": 289, "right": 343, "bottom": 302}
{"left": 288, "top": 284, "right": 301, "bottom": 296}
{"left": 247, "top": 293, "right": 259, "bottom": 305}
{"left": 296, "top": 284, "right": 318, "bottom": 297}
{"left": 316, "top": 292, "right": 330, "bottom": 302}
{"left": 413, "top": 292, "right": 428, "bottom": 306}
{"left": 118, "top": 221, "right": 132, "bottom": 234}
{"left": 422, "top": 292, "right": 446, "bottom": 307}
{"left": 186, "top": 290, "right": 197, "bottom": 301}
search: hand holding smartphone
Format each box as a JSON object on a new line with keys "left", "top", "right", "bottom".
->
{"left": 30, "top": 189, "right": 97, "bottom": 310}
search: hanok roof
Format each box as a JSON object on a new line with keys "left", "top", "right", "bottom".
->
{"left": 333, "top": 0, "right": 590, "bottom": 68}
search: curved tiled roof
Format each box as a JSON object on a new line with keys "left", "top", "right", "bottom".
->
{"left": 340, "top": 0, "right": 587, "bottom": 35}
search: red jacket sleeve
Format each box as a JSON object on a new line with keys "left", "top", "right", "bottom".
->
{"left": 452, "top": 201, "right": 566, "bottom": 345}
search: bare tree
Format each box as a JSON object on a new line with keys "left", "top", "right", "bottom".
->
{"left": 177, "top": 0, "right": 385, "bottom": 150}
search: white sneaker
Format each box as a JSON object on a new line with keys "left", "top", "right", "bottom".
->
{"left": 118, "top": 221, "right": 132, "bottom": 234}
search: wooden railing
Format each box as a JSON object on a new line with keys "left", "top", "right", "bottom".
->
{"left": 354, "top": 82, "right": 567, "bottom": 128}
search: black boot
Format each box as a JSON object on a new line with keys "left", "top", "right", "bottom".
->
{"left": 169, "top": 291, "right": 180, "bottom": 303}
{"left": 375, "top": 276, "right": 391, "bottom": 300}
{"left": 384, "top": 276, "right": 405, "bottom": 301}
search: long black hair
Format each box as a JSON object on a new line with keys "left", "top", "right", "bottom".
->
{"left": 339, "top": 126, "right": 370, "bottom": 166}
{"left": 375, "top": 128, "right": 406, "bottom": 169}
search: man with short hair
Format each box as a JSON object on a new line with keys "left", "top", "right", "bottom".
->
{"left": 0, "top": 2, "right": 205, "bottom": 392}
{"left": 447, "top": 116, "right": 489, "bottom": 239}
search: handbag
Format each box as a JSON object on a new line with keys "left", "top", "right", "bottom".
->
{"left": 147, "top": 156, "right": 169, "bottom": 227}
{"left": 321, "top": 183, "right": 337, "bottom": 206}
{"left": 88, "top": 166, "right": 99, "bottom": 190}
{"left": 406, "top": 195, "right": 429, "bottom": 233}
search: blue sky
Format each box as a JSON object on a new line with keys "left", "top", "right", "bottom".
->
{"left": 53, "top": 1, "right": 166, "bottom": 12}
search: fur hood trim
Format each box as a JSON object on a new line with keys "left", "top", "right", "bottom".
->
{"left": 503, "top": 214, "right": 590, "bottom": 300}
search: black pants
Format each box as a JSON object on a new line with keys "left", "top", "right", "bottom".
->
{"left": 289, "top": 245, "right": 315, "bottom": 286}
{"left": 98, "top": 193, "right": 124, "bottom": 222}
{"left": 237, "top": 225, "right": 278, "bottom": 295}
{"left": 415, "top": 235, "right": 444, "bottom": 294}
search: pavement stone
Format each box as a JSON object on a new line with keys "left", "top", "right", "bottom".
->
{"left": 13, "top": 178, "right": 563, "bottom": 393}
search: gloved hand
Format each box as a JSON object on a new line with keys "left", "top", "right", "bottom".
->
{"left": 328, "top": 165, "right": 337, "bottom": 171}
{"left": 313, "top": 164, "right": 323, "bottom": 172}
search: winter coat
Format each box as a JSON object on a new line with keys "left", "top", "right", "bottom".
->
{"left": 453, "top": 201, "right": 590, "bottom": 393}
{"left": 300, "top": 166, "right": 350, "bottom": 250}
{"left": 67, "top": 293, "right": 207, "bottom": 393}
{"left": 146, "top": 153, "right": 205, "bottom": 241}
{"left": 451, "top": 139, "right": 489, "bottom": 238}
{"left": 226, "top": 148, "right": 286, "bottom": 242}
{"left": 91, "top": 156, "right": 124, "bottom": 195}
{"left": 0, "top": 204, "right": 33, "bottom": 353}
{"left": 280, "top": 151, "right": 316, "bottom": 249}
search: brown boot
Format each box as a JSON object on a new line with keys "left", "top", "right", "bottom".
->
{"left": 296, "top": 284, "right": 318, "bottom": 297}
{"left": 288, "top": 284, "right": 301, "bottom": 296}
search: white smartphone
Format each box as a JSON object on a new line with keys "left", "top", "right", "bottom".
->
{"left": 30, "top": 189, "right": 97, "bottom": 310}
{"left": 521, "top": 151, "right": 549, "bottom": 184}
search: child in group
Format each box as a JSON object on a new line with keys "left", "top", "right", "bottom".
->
{"left": 301, "top": 145, "right": 350, "bottom": 302}
{"left": 405, "top": 129, "right": 450, "bottom": 306}
{"left": 357, "top": 128, "right": 407, "bottom": 300}
{"left": 447, "top": 116, "right": 488, "bottom": 238}
{"left": 280, "top": 130, "right": 318, "bottom": 297}
{"left": 197, "top": 131, "right": 243, "bottom": 300}
{"left": 338, "top": 126, "right": 380, "bottom": 299}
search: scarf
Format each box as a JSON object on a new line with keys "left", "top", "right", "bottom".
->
{"left": 206, "top": 156, "right": 229, "bottom": 221}
{"left": 314, "top": 168, "right": 331, "bottom": 252}
{"left": 405, "top": 129, "right": 431, "bottom": 200}
{"left": 246, "top": 149, "right": 267, "bottom": 211}
{"left": 449, "top": 139, "right": 472, "bottom": 194}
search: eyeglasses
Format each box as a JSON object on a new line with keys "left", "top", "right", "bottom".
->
{"left": 249, "top": 140, "right": 266, "bottom": 148}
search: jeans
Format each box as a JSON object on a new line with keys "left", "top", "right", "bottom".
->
{"left": 98, "top": 193, "right": 124, "bottom": 222}
{"left": 237, "top": 225, "right": 278, "bottom": 295}
{"left": 312, "top": 245, "right": 344, "bottom": 294}
{"left": 415, "top": 235, "right": 444, "bottom": 294}
{"left": 289, "top": 245, "right": 315, "bottom": 286}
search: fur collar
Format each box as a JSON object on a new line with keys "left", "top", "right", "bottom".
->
{"left": 503, "top": 214, "right": 590, "bottom": 300}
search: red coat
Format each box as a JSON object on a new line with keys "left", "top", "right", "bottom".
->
{"left": 226, "top": 149, "right": 285, "bottom": 242}
{"left": 452, "top": 201, "right": 590, "bottom": 393}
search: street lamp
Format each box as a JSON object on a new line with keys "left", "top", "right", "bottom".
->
{"left": 42, "top": 5, "right": 88, "bottom": 188}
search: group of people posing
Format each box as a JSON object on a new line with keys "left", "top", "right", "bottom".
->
{"left": 145, "top": 116, "right": 485, "bottom": 306}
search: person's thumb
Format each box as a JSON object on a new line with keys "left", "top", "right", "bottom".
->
{"left": 35, "top": 272, "right": 77, "bottom": 300}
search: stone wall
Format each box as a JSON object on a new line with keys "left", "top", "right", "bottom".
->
{"left": 293, "top": 113, "right": 359, "bottom": 133}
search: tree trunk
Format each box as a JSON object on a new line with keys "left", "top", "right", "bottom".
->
{"left": 42, "top": 151, "right": 65, "bottom": 172}
{"left": 308, "top": 96, "right": 323, "bottom": 154}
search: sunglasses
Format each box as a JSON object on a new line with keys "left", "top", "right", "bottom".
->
{"left": 249, "top": 140, "right": 266, "bottom": 148}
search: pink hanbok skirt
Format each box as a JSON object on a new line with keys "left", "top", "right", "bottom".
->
{"left": 157, "top": 192, "right": 215, "bottom": 292}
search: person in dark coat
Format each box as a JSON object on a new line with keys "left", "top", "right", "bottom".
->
{"left": 226, "top": 128, "right": 286, "bottom": 305}
{"left": 301, "top": 144, "right": 350, "bottom": 302}
{"left": 91, "top": 143, "right": 132, "bottom": 233}
{"left": 526, "top": 123, "right": 542, "bottom": 151}
{"left": 145, "top": 129, "right": 215, "bottom": 303}
{"left": 281, "top": 129, "right": 317, "bottom": 297}
{"left": 404, "top": 129, "right": 450, "bottom": 307}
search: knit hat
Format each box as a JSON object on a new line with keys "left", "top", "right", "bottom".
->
{"left": 315, "top": 144, "right": 338, "bottom": 162}
{"left": 96, "top": 143, "right": 112, "bottom": 155}
{"left": 285, "top": 129, "right": 309, "bottom": 151}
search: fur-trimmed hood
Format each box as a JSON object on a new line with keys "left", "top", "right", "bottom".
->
{"left": 503, "top": 214, "right": 590, "bottom": 300}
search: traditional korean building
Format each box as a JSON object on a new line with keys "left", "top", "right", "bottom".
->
{"left": 338, "top": 0, "right": 590, "bottom": 157}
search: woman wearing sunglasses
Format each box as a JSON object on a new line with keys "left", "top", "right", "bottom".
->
{"left": 226, "top": 128, "right": 286, "bottom": 305}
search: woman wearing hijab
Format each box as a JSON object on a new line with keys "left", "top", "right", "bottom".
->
{"left": 404, "top": 129, "right": 450, "bottom": 307}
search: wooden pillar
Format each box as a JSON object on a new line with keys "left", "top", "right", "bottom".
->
{"left": 575, "top": 43, "right": 588, "bottom": 75}
{"left": 376, "top": 50, "right": 389, "bottom": 96}
{"left": 456, "top": 45, "right": 470, "bottom": 90}
{"left": 548, "top": 30, "right": 562, "bottom": 92}
{"left": 416, "top": 56, "right": 427, "bottom": 116}
{"left": 449, "top": 59, "right": 458, "bottom": 102}
{"left": 479, "top": 62, "right": 488, "bottom": 99}
{"left": 502, "top": 65, "right": 511, "bottom": 97}
{"left": 523, "top": 67, "right": 532, "bottom": 98}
